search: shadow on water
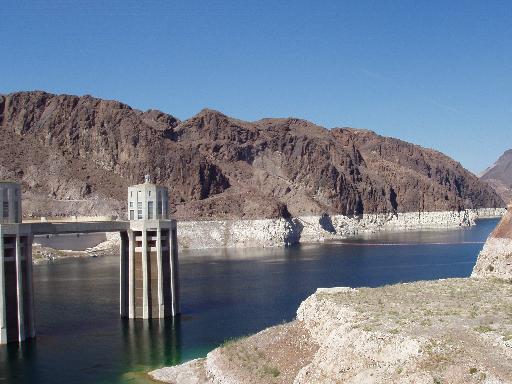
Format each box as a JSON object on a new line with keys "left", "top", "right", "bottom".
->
{"left": 0, "top": 339, "right": 39, "bottom": 383}
{"left": 0, "top": 317, "right": 184, "bottom": 384}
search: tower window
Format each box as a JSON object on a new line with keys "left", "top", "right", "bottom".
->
{"left": 130, "top": 210, "right": 134, "bottom": 220}
{"left": 3, "top": 202, "right": 8, "bottom": 218}
{"left": 148, "top": 201, "right": 153, "bottom": 219}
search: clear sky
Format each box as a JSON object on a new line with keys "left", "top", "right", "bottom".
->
{"left": 1, "top": 0, "right": 510, "bottom": 174}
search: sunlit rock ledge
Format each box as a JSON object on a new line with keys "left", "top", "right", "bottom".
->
{"left": 150, "top": 206, "right": 512, "bottom": 384}
{"left": 150, "top": 278, "right": 512, "bottom": 384}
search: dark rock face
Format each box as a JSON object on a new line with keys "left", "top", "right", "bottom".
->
{"left": 480, "top": 150, "right": 512, "bottom": 203}
{"left": 0, "top": 91, "right": 504, "bottom": 219}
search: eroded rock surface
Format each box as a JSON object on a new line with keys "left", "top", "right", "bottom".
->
{"left": 151, "top": 279, "right": 512, "bottom": 383}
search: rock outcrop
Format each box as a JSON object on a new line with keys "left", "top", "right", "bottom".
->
{"left": 0, "top": 91, "right": 504, "bottom": 220}
{"left": 151, "top": 279, "right": 512, "bottom": 384}
{"left": 481, "top": 149, "right": 512, "bottom": 204}
{"left": 472, "top": 204, "right": 512, "bottom": 279}
{"left": 148, "top": 204, "right": 512, "bottom": 383}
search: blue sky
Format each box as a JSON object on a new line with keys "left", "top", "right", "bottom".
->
{"left": 1, "top": 0, "right": 510, "bottom": 174}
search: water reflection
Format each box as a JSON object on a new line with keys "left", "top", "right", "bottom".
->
{"left": 121, "top": 317, "right": 182, "bottom": 370}
{"left": 0, "top": 339, "right": 38, "bottom": 383}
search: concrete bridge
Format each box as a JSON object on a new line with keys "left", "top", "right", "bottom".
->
{"left": 0, "top": 177, "right": 179, "bottom": 344}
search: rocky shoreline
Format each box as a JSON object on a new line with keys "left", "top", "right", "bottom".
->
{"left": 151, "top": 279, "right": 512, "bottom": 384}
{"left": 150, "top": 206, "right": 512, "bottom": 383}
{"left": 177, "top": 208, "right": 506, "bottom": 249}
{"left": 29, "top": 208, "right": 506, "bottom": 263}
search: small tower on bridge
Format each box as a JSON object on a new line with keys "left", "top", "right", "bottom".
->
{"left": 127, "top": 175, "right": 169, "bottom": 221}
{"left": 120, "top": 176, "right": 179, "bottom": 319}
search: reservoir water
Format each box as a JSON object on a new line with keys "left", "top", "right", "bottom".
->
{"left": 0, "top": 219, "right": 499, "bottom": 383}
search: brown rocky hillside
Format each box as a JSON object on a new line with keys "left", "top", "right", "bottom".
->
{"left": 0, "top": 91, "right": 504, "bottom": 219}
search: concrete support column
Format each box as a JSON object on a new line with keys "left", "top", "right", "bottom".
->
{"left": 126, "top": 221, "right": 178, "bottom": 319}
{"left": 119, "top": 231, "right": 128, "bottom": 318}
{"left": 170, "top": 228, "right": 180, "bottom": 316}
{"left": 0, "top": 228, "right": 6, "bottom": 344}
{"left": 156, "top": 228, "right": 164, "bottom": 318}
{"left": 128, "top": 230, "right": 135, "bottom": 318}
{"left": 15, "top": 234, "right": 25, "bottom": 342}
{"left": 26, "top": 234, "right": 35, "bottom": 338}
{"left": 142, "top": 230, "right": 149, "bottom": 319}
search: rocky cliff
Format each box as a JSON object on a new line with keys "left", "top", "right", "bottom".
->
{"left": 0, "top": 91, "right": 504, "bottom": 219}
{"left": 481, "top": 150, "right": 512, "bottom": 204}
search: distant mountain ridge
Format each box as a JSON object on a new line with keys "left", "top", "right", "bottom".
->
{"left": 480, "top": 149, "right": 512, "bottom": 203}
{"left": 0, "top": 91, "right": 504, "bottom": 219}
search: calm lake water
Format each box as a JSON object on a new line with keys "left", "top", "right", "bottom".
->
{"left": 0, "top": 219, "right": 499, "bottom": 384}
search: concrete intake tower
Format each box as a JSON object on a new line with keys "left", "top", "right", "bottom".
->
{"left": 0, "top": 177, "right": 179, "bottom": 344}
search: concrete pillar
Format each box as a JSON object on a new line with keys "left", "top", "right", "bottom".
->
{"left": 125, "top": 221, "right": 178, "bottom": 320}
{"left": 0, "top": 227, "right": 6, "bottom": 344}
{"left": 119, "top": 231, "right": 128, "bottom": 318}
{"left": 170, "top": 227, "right": 180, "bottom": 316}
{"left": 157, "top": 229, "right": 164, "bottom": 318}
{"left": 128, "top": 230, "right": 135, "bottom": 318}
{"left": 15, "top": 234, "right": 24, "bottom": 342}
{"left": 142, "top": 230, "right": 149, "bottom": 319}
{"left": 26, "top": 234, "right": 35, "bottom": 338}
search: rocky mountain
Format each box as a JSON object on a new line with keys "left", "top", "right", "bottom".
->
{"left": 0, "top": 91, "right": 504, "bottom": 219}
{"left": 480, "top": 150, "right": 512, "bottom": 203}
